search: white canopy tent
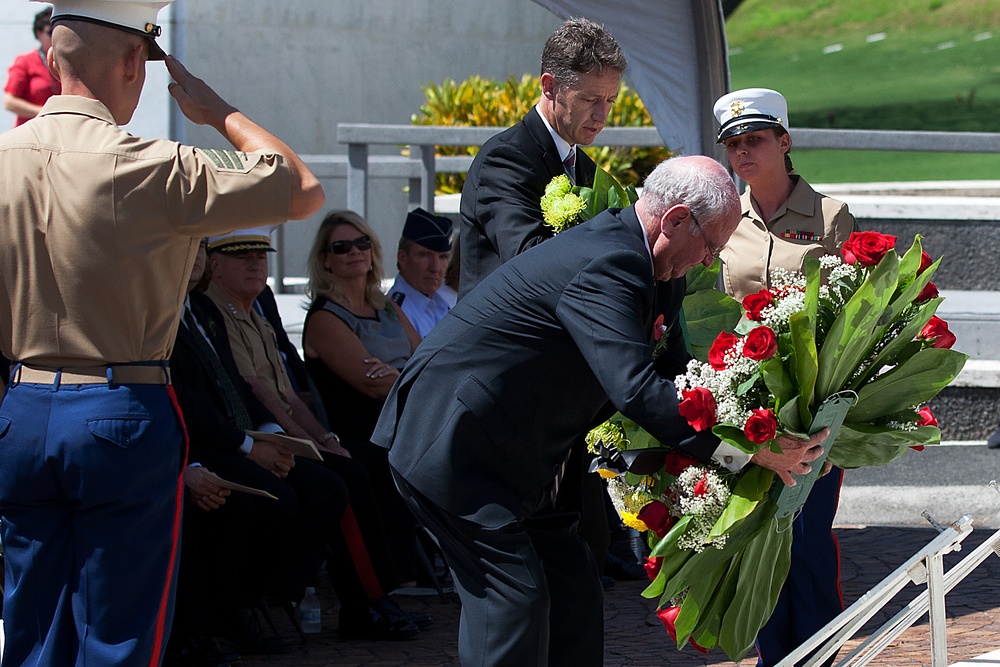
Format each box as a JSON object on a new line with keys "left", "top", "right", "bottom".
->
{"left": 531, "top": 0, "right": 730, "bottom": 159}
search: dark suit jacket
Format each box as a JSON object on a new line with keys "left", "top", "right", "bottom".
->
{"left": 170, "top": 290, "right": 276, "bottom": 458}
{"left": 373, "top": 206, "right": 719, "bottom": 527}
{"left": 459, "top": 107, "right": 597, "bottom": 298}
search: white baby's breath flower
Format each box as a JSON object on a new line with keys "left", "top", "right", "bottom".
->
{"left": 670, "top": 467, "right": 730, "bottom": 552}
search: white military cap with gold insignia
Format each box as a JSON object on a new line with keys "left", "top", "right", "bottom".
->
{"left": 36, "top": 0, "right": 174, "bottom": 61}
{"left": 713, "top": 88, "right": 789, "bottom": 143}
{"left": 206, "top": 226, "right": 277, "bottom": 254}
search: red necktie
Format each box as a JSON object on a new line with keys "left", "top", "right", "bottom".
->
{"left": 563, "top": 150, "right": 576, "bottom": 185}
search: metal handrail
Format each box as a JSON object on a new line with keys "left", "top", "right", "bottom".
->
{"left": 271, "top": 125, "right": 1000, "bottom": 292}
{"left": 330, "top": 124, "right": 1000, "bottom": 220}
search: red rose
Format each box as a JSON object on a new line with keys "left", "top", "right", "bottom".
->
{"left": 918, "top": 251, "right": 933, "bottom": 275}
{"left": 743, "top": 408, "right": 778, "bottom": 444}
{"left": 692, "top": 471, "right": 709, "bottom": 497}
{"left": 708, "top": 331, "right": 739, "bottom": 370}
{"left": 841, "top": 231, "right": 898, "bottom": 267}
{"left": 910, "top": 445, "right": 925, "bottom": 452}
{"left": 916, "top": 406, "right": 938, "bottom": 427}
{"left": 742, "top": 290, "right": 774, "bottom": 321}
{"left": 653, "top": 314, "right": 665, "bottom": 341}
{"left": 644, "top": 556, "right": 663, "bottom": 581}
{"left": 678, "top": 387, "right": 717, "bottom": 432}
{"left": 742, "top": 326, "right": 778, "bottom": 361}
{"left": 915, "top": 281, "right": 938, "bottom": 304}
{"left": 919, "top": 316, "right": 957, "bottom": 349}
{"left": 663, "top": 451, "right": 701, "bottom": 477}
{"left": 657, "top": 606, "right": 711, "bottom": 653}
{"left": 637, "top": 500, "right": 674, "bottom": 538}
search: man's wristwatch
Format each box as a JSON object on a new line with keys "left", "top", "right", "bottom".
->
{"left": 319, "top": 432, "right": 340, "bottom": 444}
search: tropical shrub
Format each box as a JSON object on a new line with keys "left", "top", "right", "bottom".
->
{"left": 412, "top": 74, "right": 673, "bottom": 194}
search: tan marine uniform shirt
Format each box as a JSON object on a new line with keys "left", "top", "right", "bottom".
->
{"left": 720, "top": 176, "right": 856, "bottom": 301}
{"left": 205, "top": 282, "right": 294, "bottom": 417}
{"left": 0, "top": 96, "right": 291, "bottom": 367}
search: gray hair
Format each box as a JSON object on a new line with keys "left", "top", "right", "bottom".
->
{"left": 641, "top": 156, "right": 739, "bottom": 229}
{"left": 540, "top": 18, "right": 627, "bottom": 88}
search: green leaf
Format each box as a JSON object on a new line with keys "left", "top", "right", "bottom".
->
{"left": 778, "top": 395, "right": 803, "bottom": 434}
{"left": 682, "top": 288, "right": 742, "bottom": 362}
{"left": 590, "top": 169, "right": 612, "bottom": 216}
{"left": 618, "top": 416, "right": 660, "bottom": 451}
{"left": 708, "top": 467, "right": 773, "bottom": 539}
{"left": 828, "top": 423, "right": 940, "bottom": 469}
{"left": 624, "top": 184, "right": 639, "bottom": 205}
{"left": 816, "top": 251, "right": 900, "bottom": 398}
{"left": 658, "top": 498, "right": 777, "bottom": 603}
{"left": 847, "top": 348, "right": 969, "bottom": 422}
{"left": 719, "top": 515, "right": 794, "bottom": 660}
{"left": 690, "top": 553, "right": 745, "bottom": 651}
{"left": 686, "top": 262, "right": 721, "bottom": 294}
{"left": 898, "top": 235, "right": 924, "bottom": 281}
{"left": 712, "top": 424, "right": 758, "bottom": 454}
{"left": 788, "top": 310, "right": 818, "bottom": 424}
{"left": 674, "top": 555, "right": 731, "bottom": 649}
{"left": 650, "top": 514, "right": 693, "bottom": 557}
{"left": 642, "top": 542, "right": 694, "bottom": 599}
{"left": 802, "top": 255, "right": 820, "bottom": 338}
{"left": 850, "top": 298, "right": 942, "bottom": 390}
{"left": 737, "top": 371, "right": 761, "bottom": 396}
{"left": 762, "top": 357, "right": 794, "bottom": 405}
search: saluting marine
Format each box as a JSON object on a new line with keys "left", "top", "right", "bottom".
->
{"left": 0, "top": 1, "right": 324, "bottom": 665}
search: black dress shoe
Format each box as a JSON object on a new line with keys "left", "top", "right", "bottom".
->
{"left": 220, "top": 606, "right": 293, "bottom": 655}
{"left": 988, "top": 427, "right": 1000, "bottom": 449}
{"left": 374, "top": 597, "right": 433, "bottom": 630}
{"left": 338, "top": 603, "right": 421, "bottom": 641}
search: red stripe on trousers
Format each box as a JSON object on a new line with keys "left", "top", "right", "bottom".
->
{"left": 149, "top": 384, "right": 190, "bottom": 667}
{"left": 341, "top": 503, "right": 385, "bottom": 600}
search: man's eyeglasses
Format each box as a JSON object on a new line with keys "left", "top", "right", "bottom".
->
{"left": 326, "top": 235, "right": 372, "bottom": 254}
{"left": 690, "top": 212, "right": 723, "bottom": 261}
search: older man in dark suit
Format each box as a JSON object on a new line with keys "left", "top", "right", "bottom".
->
{"left": 459, "top": 17, "right": 626, "bottom": 297}
{"left": 374, "top": 156, "right": 829, "bottom": 666}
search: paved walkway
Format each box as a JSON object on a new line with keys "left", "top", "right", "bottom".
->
{"left": 241, "top": 524, "right": 1000, "bottom": 667}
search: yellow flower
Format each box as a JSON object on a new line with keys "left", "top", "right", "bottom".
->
{"left": 622, "top": 512, "right": 649, "bottom": 532}
{"left": 596, "top": 468, "right": 620, "bottom": 479}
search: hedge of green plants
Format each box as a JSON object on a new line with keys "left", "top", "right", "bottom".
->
{"left": 412, "top": 74, "right": 673, "bottom": 194}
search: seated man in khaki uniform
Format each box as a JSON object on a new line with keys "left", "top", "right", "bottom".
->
{"left": 205, "top": 227, "right": 430, "bottom": 639}
{"left": 0, "top": 2, "right": 324, "bottom": 665}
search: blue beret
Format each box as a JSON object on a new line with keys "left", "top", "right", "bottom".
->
{"left": 402, "top": 208, "right": 453, "bottom": 252}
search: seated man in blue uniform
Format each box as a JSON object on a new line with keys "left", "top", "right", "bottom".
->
{"left": 389, "top": 207, "right": 457, "bottom": 338}
{"left": 0, "top": 1, "right": 325, "bottom": 665}
{"left": 373, "top": 156, "right": 830, "bottom": 667}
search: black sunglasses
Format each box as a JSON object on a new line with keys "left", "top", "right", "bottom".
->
{"left": 326, "top": 235, "right": 372, "bottom": 254}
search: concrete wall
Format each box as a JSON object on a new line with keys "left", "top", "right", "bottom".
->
{"left": 170, "top": 0, "right": 562, "bottom": 279}
{"left": 1, "top": 1, "right": 561, "bottom": 280}
{"left": 0, "top": 5, "right": 173, "bottom": 137}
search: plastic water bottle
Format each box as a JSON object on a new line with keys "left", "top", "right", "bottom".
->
{"left": 300, "top": 587, "right": 322, "bottom": 634}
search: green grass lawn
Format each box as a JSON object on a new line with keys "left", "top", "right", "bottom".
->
{"left": 726, "top": 0, "right": 1000, "bottom": 182}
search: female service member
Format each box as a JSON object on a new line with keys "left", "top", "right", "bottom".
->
{"left": 714, "top": 87, "right": 856, "bottom": 667}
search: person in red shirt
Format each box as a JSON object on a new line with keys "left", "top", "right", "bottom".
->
{"left": 3, "top": 8, "right": 61, "bottom": 126}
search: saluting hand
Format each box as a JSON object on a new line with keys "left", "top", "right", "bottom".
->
{"left": 165, "top": 55, "right": 237, "bottom": 129}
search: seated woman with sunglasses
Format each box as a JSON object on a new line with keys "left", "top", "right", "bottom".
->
{"left": 302, "top": 210, "right": 423, "bottom": 578}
